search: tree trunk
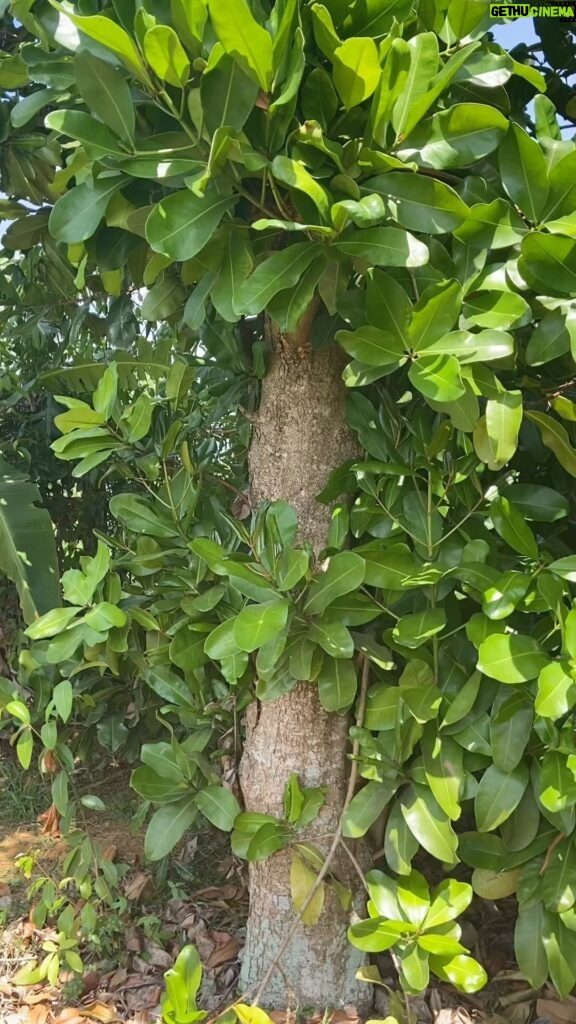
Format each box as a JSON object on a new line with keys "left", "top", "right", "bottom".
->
{"left": 239, "top": 318, "right": 371, "bottom": 1011}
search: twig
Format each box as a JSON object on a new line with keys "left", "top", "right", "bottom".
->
{"left": 250, "top": 655, "right": 371, "bottom": 1006}
{"left": 339, "top": 838, "right": 369, "bottom": 893}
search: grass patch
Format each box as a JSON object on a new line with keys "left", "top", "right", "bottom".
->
{"left": 0, "top": 750, "right": 51, "bottom": 827}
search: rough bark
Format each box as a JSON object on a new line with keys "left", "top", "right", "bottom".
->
{"left": 239, "top": 316, "right": 370, "bottom": 1011}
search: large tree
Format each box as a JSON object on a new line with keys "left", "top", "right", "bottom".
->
{"left": 4, "top": 0, "right": 576, "bottom": 1011}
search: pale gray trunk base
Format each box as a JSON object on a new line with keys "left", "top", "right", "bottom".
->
{"left": 239, "top": 686, "right": 371, "bottom": 1012}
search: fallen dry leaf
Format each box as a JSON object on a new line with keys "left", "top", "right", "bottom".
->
{"left": 25, "top": 1005, "right": 49, "bottom": 1024}
{"left": 124, "top": 984, "right": 162, "bottom": 1012}
{"left": 206, "top": 934, "right": 241, "bottom": 970}
{"left": 536, "top": 997, "right": 576, "bottom": 1023}
{"left": 100, "top": 845, "right": 118, "bottom": 863}
{"left": 53, "top": 1013, "right": 87, "bottom": 1024}
{"left": 38, "top": 804, "right": 60, "bottom": 837}
{"left": 124, "top": 872, "right": 154, "bottom": 904}
{"left": 78, "top": 1001, "right": 120, "bottom": 1022}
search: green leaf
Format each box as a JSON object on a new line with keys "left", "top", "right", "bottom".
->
{"left": 93, "top": 363, "right": 118, "bottom": 419}
{"left": 333, "top": 37, "right": 381, "bottom": 110}
{"left": 146, "top": 191, "right": 233, "bottom": 262}
{"left": 365, "top": 174, "right": 469, "bottom": 234}
{"left": 109, "top": 493, "right": 179, "bottom": 537}
{"left": 342, "top": 780, "right": 397, "bottom": 838}
{"left": 334, "top": 227, "right": 428, "bottom": 267}
{"left": 204, "top": 619, "right": 240, "bottom": 660}
{"left": 409, "top": 280, "right": 463, "bottom": 350}
{"left": 526, "top": 309, "right": 571, "bottom": 366}
{"left": 520, "top": 233, "right": 576, "bottom": 296}
{"left": 401, "top": 784, "right": 458, "bottom": 864}
{"left": 490, "top": 495, "right": 537, "bottom": 559}
{"left": 304, "top": 552, "right": 365, "bottom": 615}
{"left": 125, "top": 393, "right": 153, "bottom": 442}
{"left": 401, "top": 943, "right": 429, "bottom": 993}
{"left": 502, "top": 484, "right": 569, "bottom": 523}
{"left": 421, "top": 730, "right": 463, "bottom": 821}
{"left": 201, "top": 53, "right": 259, "bottom": 135}
{"left": 366, "top": 269, "right": 412, "bottom": 339}
{"left": 425, "top": 878, "right": 473, "bottom": 929}
{"left": 428, "top": 954, "right": 487, "bottom": 994}
{"left": 317, "top": 656, "right": 357, "bottom": 714}
{"left": 477, "top": 634, "right": 548, "bottom": 684}
{"left": 143, "top": 665, "right": 194, "bottom": 708}
{"left": 499, "top": 123, "right": 549, "bottom": 222}
{"left": 75, "top": 52, "right": 134, "bottom": 144}
{"left": 549, "top": 557, "right": 576, "bottom": 582}
{"left": 398, "top": 103, "right": 508, "bottom": 170}
{"left": 393, "top": 609, "right": 446, "bottom": 649}
{"left": 385, "top": 800, "right": 418, "bottom": 875}
{"left": 409, "top": 355, "right": 465, "bottom": 403}
{"left": 53, "top": 680, "right": 73, "bottom": 723}
{"left": 236, "top": 244, "right": 320, "bottom": 315}
{"left": 308, "top": 619, "right": 354, "bottom": 659}
{"left": 49, "top": 176, "right": 122, "bottom": 243}
{"left": 207, "top": 0, "right": 273, "bottom": 90}
{"left": 194, "top": 785, "right": 240, "bottom": 831}
{"left": 536, "top": 661, "right": 576, "bottom": 719}
{"left": 543, "top": 838, "right": 576, "bottom": 913}
{"left": 463, "top": 291, "right": 530, "bottom": 331}
{"left": 514, "top": 902, "right": 549, "bottom": 990}
{"left": 392, "top": 32, "right": 439, "bottom": 140}
{"left": 485, "top": 392, "right": 522, "bottom": 469}
{"left": 526, "top": 411, "right": 576, "bottom": 477}
{"left": 490, "top": 691, "right": 533, "bottom": 772}
{"left": 163, "top": 945, "right": 203, "bottom": 1022}
{"left": 57, "top": 9, "right": 148, "bottom": 80}
{"left": 46, "top": 109, "right": 124, "bottom": 158}
{"left": 26, "top": 605, "right": 80, "bottom": 640}
{"left": 0, "top": 457, "right": 61, "bottom": 625}
{"left": 336, "top": 326, "right": 405, "bottom": 367}
{"left": 348, "top": 917, "right": 414, "bottom": 953}
{"left": 542, "top": 917, "right": 576, "bottom": 998}
{"left": 474, "top": 762, "right": 528, "bottom": 832}
{"left": 143, "top": 26, "right": 190, "bottom": 87}
{"left": 145, "top": 796, "right": 198, "bottom": 860}
{"left": 233, "top": 600, "right": 290, "bottom": 653}
{"left": 131, "top": 766, "right": 188, "bottom": 804}
{"left": 17, "top": 729, "right": 33, "bottom": 770}
{"left": 246, "top": 822, "right": 291, "bottom": 860}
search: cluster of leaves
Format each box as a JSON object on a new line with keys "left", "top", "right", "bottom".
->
{"left": 2, "top": 0, "right": 576, "bottom": 1004}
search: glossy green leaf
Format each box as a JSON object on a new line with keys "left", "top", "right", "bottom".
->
{"left": 490, "top": 496, "right": 538, "bottom": 559}
{"left": 474, "top": 762, "right": 528, "bottom": 832}
{"left": 421, "top": 730, "right": 463, "bottom": 821}
{"left": 393, "top": 609, "right": 446, "bottom": 649}
{"left": 208, "top": 0, "right": 273, "bottom": 90}
{"left": 520, "top": 233, "right": 576, "bottom": 295}
{"left": 335, "top": 227, "right": 428, "bottom": 267}
{"left": 526, "top": 411, "right": 576, "bottom": 477}
{"left": 478, "top": 633, "right": 548, "bottom": 684}
{"left": 233, "top": 600, "right": 290, "bottom": 653}
{"left": 398, "top": 103, "right": 508, "bottom": 170}
{"left": 409, "top": 355, "right": 465, "bottom": 403}
{"left": 490, "top": 691, "right": 533, "bottom": 772}
{"left": 146, "top": 191, "right": 233, "bottom": 262}
{"left": 194, "top": 785, "right": 240, "bottom": 831}
{"left": 365, "top": 174, "right": 469, "bottom": 234}
{"left": 428, "top": 954, "right": 487, "bottom": 993}
{"left": 236, "top": 244, "right": 320, "bottom": 315}
{"left": 317, "top": 656, "right": 357, "bottom": 713}
{"left": 336, "top": 326, "right": 405, "bottom": 367}
{"left": 499, "top": 123, "right": 549, "bottom": 222}
{"left": 342, "top": 779, "right": 397, "bottom": 838}
{"left": 401, "top": 784, "right": 458, "bottom": 864}
{"left": 304, "top": 551, "right": 365, "bottom": 615}
{"left": 514, "top": 902, "right": 549, "bottom": 990}
{"left": 58, "top": 9, "right": 148, "bottom": 80}
{"left": 333, "top": 37, "right": 381, "bottom": 109}
{"left": 145, "top": 797, "right": 198, "bottom": 860}
{"left": 542, "top": 917, "right": 576, "bottom": 998}
{"left": 49, "top": 176, "right": 122, "bottom": 243}
{"left": 526, "top": 310, "right": 572, "bottom": 366}
{"left": 131, "top": 766, "right": 188, "bottom": 804}
{"left": 385, "top": 800, "right": 418, "bottom": 875}
{"left": 75, "top": 51, "right": 134, "bottom": 143}
{"left": 502, "top": 484, "right": 569, "bottom": 522}
{"left": 536, "top": 661, "right": 576, "bottom": 719}
{"left": 143, "top": 26, "right": 190, "bottom": 87}
{"left": 392, "top": 32, "right": 439, "bottom": 139}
